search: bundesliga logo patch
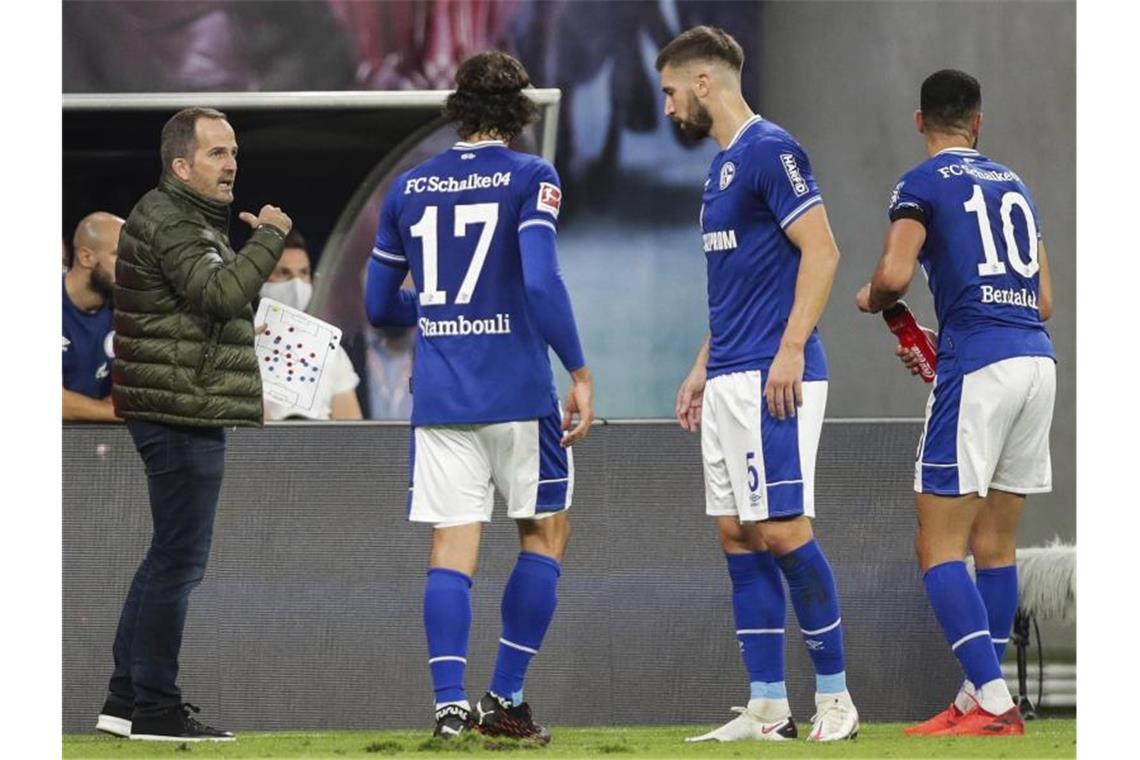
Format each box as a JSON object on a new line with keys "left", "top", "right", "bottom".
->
{"left": 537, "top": 182, "right": 562, "bottom": 217}
{"left": 780, "top": 153, "right": 809, "bottom": 197}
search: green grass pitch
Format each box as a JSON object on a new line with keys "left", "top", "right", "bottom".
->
{"left": 63, "top": 720, "right": 1075, "bottom": 759}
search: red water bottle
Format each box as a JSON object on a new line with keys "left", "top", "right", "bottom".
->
{"left": 882, "top": 301, "right": 937, "bottom": 383}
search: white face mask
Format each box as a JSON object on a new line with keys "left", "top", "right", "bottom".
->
{"left": 260, "top": 278, "right": 313, "bottom": 312}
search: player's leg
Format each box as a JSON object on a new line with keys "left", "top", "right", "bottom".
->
{"left": 971, "top": 489, "right": 1024, "bottom": 665}
{"left": 476, "top": 406, "right": 570, "bottom": 743}
{"left": 410, "top": 426, "right": 495, "bottom": 737}
{"left": 757, "top": 380, "right": 857, "bottom": 742}
{"left": 938, "top": 356, "right": 1055, "bottom": 733}
{"left": 686, "top": 374, "right": 796, "bottom": 743}
{"left": 484, "top": 514, "right": 568, "bottom": 712}
{"left": 929, "top": 357, "right": 1051, "bottom": 736}
{"left": 916, "top": 491, "right": 1025, "bottom": 733}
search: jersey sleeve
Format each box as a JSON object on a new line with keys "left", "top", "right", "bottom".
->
{"left": 371, "top": 181, "right": 409, "bottom": 270}
{"left": 750, "top": 137, "right": 823, "bottom": 230}
{"left": 516, "top": 161, "right": 562, "bottom": 236}
{"left": 887, "top": 168, "right": 935, "bottom": 226}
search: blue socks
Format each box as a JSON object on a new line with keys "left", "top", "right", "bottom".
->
{"left": 976, "top": 564, "right": 1018, "bottom": 661}
{"left": 424, "top": 568, "right": 473, "bottom": 706}
{"left": 924, "top": 561, "right": 1003, "bottom": 688}
{"left": 489, "top": 552, "right": 562, "bottom": 705}
{"left": 775, "top": 539, "right": 848, "bottom": 695}
{"left": 725, "top": 552, "right": 787, "bottom": 700}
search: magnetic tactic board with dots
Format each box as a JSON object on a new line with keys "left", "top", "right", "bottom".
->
{"left": 254, "top": 298, "right": 343, "bottom": 414}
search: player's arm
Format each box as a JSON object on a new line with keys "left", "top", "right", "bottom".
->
{"left": 365, "top": 183, "right": 417, "bottom": 327}
{"left": 857, "top": 218, "right": 926, "bottom": 314}
{"left": 518, "top": 224, "right": 593, "bottom": 446}
{"left": 62, "top": 389, "right": 120, "bottom": 422}
{"left": 768, "top": 204, "right": 841, "bottom": 420}
{"left": 159, "top": 207, "right": 290, "bottom": 321}
{"left": 1038, "top": 241, "right": 1053, "bottom": 321}
{"left": 329, "top": 389, "right": 364, "bottom": 420}
{"left": 675, "top": 335, "right": 709, "bottom": 433}
{"left": 364, "top": 258, "right": 417, "bottom": 327}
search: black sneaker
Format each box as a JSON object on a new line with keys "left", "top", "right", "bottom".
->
{"left": 473, "top": 692, "right": 551, "bottom": 744}
{"left": 95, "top": 696, "right": 132, "bottom": 738}
{"left": 129, "top": 703, "right": 235, "bottom": 742}
{"left": 432, "top": 703, "right": 474, "bottom": 738}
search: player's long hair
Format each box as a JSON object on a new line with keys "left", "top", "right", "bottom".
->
{"left": 443, "top": 51, "right": 537, "bottom": 143}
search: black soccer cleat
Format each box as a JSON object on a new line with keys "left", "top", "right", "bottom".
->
{"left": 129, "top": 703, "right": 235, "bottom": 742}
{"left": 473, "top": 692, "right": 551, "bottom": 744}
{"left": 432, "top": 703, "right": 474, "bottom": 738}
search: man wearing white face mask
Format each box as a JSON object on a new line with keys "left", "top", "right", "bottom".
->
{"left": 261, "top": 231, "right": 363, "bottom": 421}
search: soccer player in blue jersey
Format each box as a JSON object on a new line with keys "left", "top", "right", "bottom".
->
{"left": 63, "top": 212, "right": 124, "bottom": 421}
{"left": 657, "top": 27, "right": 858, "bottom": 743}
{"left": 365, "top": 51, "right": 593, "bottom": 743}
{"left": 856, "top": 70, "right": 1055, "bottom": 737}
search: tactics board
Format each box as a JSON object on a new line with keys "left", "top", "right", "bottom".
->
{"left": 254, "top": 298, "right": 343, "bottom": 413}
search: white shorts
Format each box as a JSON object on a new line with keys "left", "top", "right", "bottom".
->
{"left": 408, "top": 403, "right": 573, "bottom": 526}
{"left": 916, "top": 355, "right": 1055, "bottom": 497}
{"left": 701, "top": 370, "right": 827, "bottom": 522}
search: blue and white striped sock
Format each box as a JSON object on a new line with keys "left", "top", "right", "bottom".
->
{"left": 489, "top": 552, "right": 561, "bottom": 705}
{"left": 776, "top": 540, "right": 848, "bottom": 695}
{"left": 424, "top": 568, "right": 472, "bottom": 707}
{"left": 726, "top": 552, "right": 788, "bottom": 701}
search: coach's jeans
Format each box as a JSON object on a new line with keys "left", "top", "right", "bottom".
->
{"left": 107, "top": 420, "right": 226, "bottom": 717}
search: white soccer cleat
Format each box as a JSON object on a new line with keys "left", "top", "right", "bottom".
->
{"left": 685, "top": 699, "right": 797, "bottom": 742}
{"left": 807, "top": 691, "right": 859, "bottom": 742}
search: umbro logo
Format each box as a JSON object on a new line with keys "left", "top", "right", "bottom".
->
{"left": 460, "top": 152, "right": 476, "bottom": 160}
{"left": 805, "top": 639, "right": 824, "bottom": 651}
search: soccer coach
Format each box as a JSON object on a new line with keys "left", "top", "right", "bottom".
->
{"left": 96, "top": 107, "right": 292, "bottom": 742}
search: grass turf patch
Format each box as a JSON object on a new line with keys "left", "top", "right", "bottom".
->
{"left": 63, "top": 721, "right": 1076, "bottom": 759}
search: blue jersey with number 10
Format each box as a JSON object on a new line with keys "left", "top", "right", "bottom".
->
{"left": 887, "top": 147, "right": 1055, "bottom": 374}
{"left": 372, "top": 141, "right": 564, "bottom": 426}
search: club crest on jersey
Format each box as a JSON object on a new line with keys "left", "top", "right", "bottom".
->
{"left": 719, "top": 161, "right": 736, "bottom": 190}
{"left": 537, "top": 182, "right": 562, "bottom": 217}
{"left": 780, "top": 153, "right": 809, "bottom": 197}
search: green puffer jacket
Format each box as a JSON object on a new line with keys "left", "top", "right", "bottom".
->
{"left": 112, "top": 174, "right": 286, "bottom": 427}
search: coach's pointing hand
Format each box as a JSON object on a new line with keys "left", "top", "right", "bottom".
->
{"left": 561, "top": 366, "right": 594, "bottom": 447}
{"left": 238, "top": 204, "right": 293, "bottom": 236}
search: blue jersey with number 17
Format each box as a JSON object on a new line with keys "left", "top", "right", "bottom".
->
{"left": 372, "top": 140, "right": 564, "bottom": 426}
{"left": 887, "top": 147, "right": 1055, "bottom": 374}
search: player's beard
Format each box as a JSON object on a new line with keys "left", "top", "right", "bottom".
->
{"left": 90, "top": 263, "right": 115, "bottom": 301}
{"left": 671, "top": 100, "right": 713, "bottom": 144}
{"left": 670, "top": 100, "right": 706, "bottom": 140}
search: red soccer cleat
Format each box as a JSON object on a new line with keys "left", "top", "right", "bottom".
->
{"left": 903, "top": 704, "right": 964, "bottom": 736}
{"left": 936, "top": 705, "right": 1025, "bottom": 736}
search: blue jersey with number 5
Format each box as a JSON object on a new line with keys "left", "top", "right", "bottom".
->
{"left": 372, "top": 140, "right": 563, "bottom": 426}
{"left": 887, "top": 147, "right": 1055, "bottom": 374}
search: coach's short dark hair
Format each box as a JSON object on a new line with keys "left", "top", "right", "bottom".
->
{"left": 655, "top": 25, "right": 744, "bottom": 73}
{"left": 282, "top": 230, "right": 308, "bottom": 251}
{"left": 160, "top": 107, "right": 228, "bottom": 172}
{"left": 920, "top": 69, "right": 981, "bottom": 132}
{"left": 442, "top": 51, "right": 537, "bottom": 142}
